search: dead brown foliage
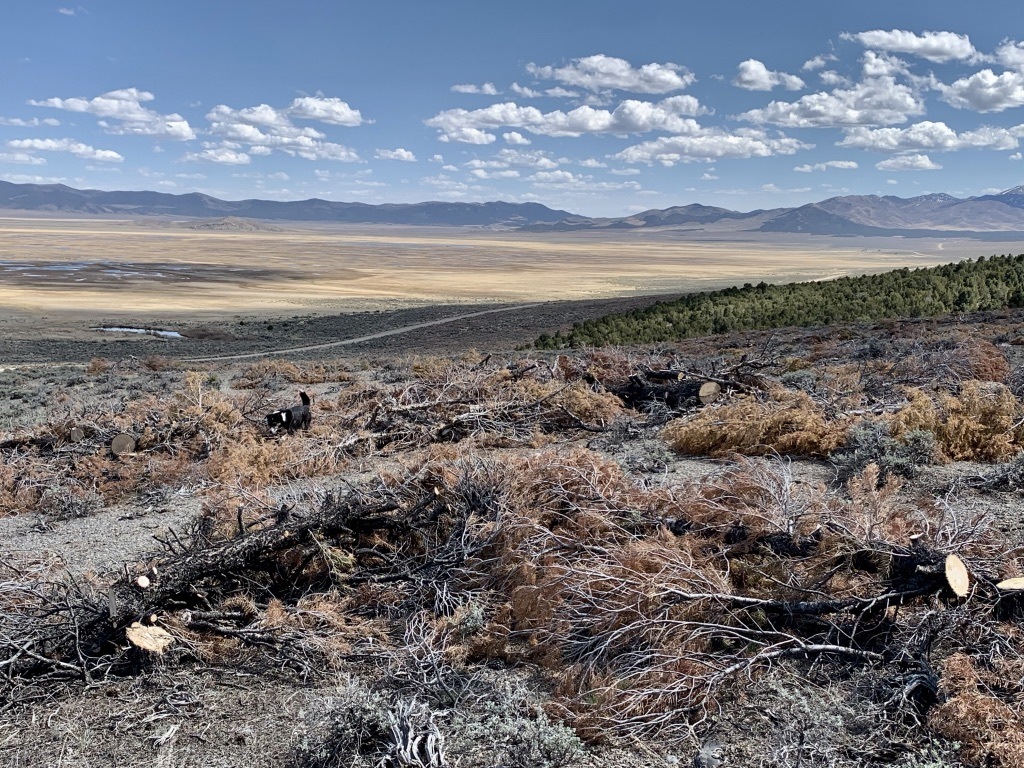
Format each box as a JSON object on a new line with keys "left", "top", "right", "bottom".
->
{"left": 963, "top": 340, "right": 1011, "bottom": 382}
{"left": 347, "top": 449, "right": 1011, "bottom": 744}
{"left": 662, "top": 389, "right": 848, "bottom": 458}
{"left": 890, "top": 381, "right": 1024, "bottom": 461}
{"left": 930, "top": 652, "right": 1024, "bottom": 766}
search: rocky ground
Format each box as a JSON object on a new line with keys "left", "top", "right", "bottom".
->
{"left": 3, "top": 303, "right": 1024, "bottom": 767}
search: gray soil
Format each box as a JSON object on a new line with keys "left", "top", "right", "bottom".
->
{"left": 0, "top": 293, "right": 680, "bottom": 364}
{"left": 0, "top": 493, "right": 201, "bottom": 575}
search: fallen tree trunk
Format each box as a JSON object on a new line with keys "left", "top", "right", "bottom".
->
{"left": 605, "top": 373, "right": 722, "bottom": 410}
{"left": 94, "top": 490, "right": 408, "bottom": 657}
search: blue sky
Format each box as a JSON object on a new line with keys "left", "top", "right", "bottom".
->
{"left": 2, "top": 1, "right": 1024, "bottom": 216}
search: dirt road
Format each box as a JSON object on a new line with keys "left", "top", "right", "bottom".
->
{"left": 186, "top": 303, "right": 543, "bottom": 362}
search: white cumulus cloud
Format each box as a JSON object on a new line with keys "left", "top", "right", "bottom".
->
{"left": 997, "top": 40, "right": 1024, "bottom": 70}
{"left": 510, "top": 83, "right": 540, "bottom": 98}
{"left": 30, "top": 88, "right": 196, "bottom": 140}
{"left": 464, "top": 149, "right": 561, "bottom": 171}
{"left": 492, "top": 148, "right": 561, "bottom": 169}
{"left": 470, "top": 168, "right": 520, "bottom": 180}
{"left": 793, "top": 160, "right": 859, "bottom": 172}
{"left": 740, "top": 76, "right": 924, "bottom": 127}
{"left": 802, "top": 55, "right": 835, "bottom": 71}
{"left": 529, "top": 169, "right": 642, "bottom": 191}
{"left": 451, "top": 83, "right": 499, "bottom": 95}
{"left": 860, "top": 51, "right": 911, "bottom": 78}
{"left": 838, "top": 121, "right": 1023, "bottom": 151}
{"left": 503, "top": 131, "right": 531, "bottom": 145}
{"left": 819, "top": 71, "right": 851, "bottom": 87}
{"left": 7, "top": 138, "right": 122, "bottom": 162}
{"left": 182, "top": 148, "right": 251, "bottom": 165}
{"left": 375, "top": 148, "right": 417, "bottom": 161}
{"left": 287, "top": 97, "right": 367, "bottom": 126}
{"left": 1, "top": 174, "right": 67, "bottom": 184}
{"left": 205, "top": 100, "right": 362, "bottom": 161}
{"left": 0, "top": 152, "right": 46, "bottom": 165}
{"left": 426, "top": 95, "right": 708, "bottom": 142}
{"left": 0, "top": 117, "right": 60, "bottom": 127}
{"left": 615, "top": 129, "right": 810, "bottom": 166}
{"left": 874, "top": 153, "right": 942, "bottom": 170}
{"left": 935, "top": 69, "right": 1024, "bottom": 112}
{"left": 733, "top": 59, "right": 805, "bottom": 91}
{"left": 841, "top": 29, "right": 983, "bottom": 63}
{"left": 526, "top": 54, "right": 694, "bottom": 93}
{"left": 510, "top": 83, "right": 580, "bottom": 99}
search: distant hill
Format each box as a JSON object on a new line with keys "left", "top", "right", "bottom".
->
{"left": 758, "top": 204, "right": 893, "bottom": 236}
{"left": 0, "top": 180, "right": 573, "bottom": 227}
{"left": 782, "top": 191, "right": 1024, "bottom": 233}
{"left": 184, "top": 217, "right": 283, "bottom": 232}
{"left": 524, "top": 187, "right": 1024, "bottom": 237}
{"left": 522, "top": 203, "right": 779, "bottom": 232}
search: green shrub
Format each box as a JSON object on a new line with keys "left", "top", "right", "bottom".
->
{"left": 291, "top": 679, "right": 391, "bottom": 768}
{"left": 448, "top": 682, "right": 583, "bottom": 768}
{"left": 831, "top": 420, "right": 935, "bottom": 482}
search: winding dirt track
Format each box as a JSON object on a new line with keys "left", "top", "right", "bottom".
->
{"left": 185, "top": 303, "right": 544, "bottom": 362}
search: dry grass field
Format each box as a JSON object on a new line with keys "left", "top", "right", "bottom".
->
{"left": 0, "top": 215, "right": 1012, "bottom": 347}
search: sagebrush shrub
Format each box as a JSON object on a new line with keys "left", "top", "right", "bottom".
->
{"left": 448, "top": 685, "right": 583, "bottom": 768}
{"left": 830, "top": 420, "right": 936, "bottom": 481}
{"left": 291, "top": 679, "right": 392, "bottom": 768}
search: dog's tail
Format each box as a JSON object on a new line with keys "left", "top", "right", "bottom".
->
{"left": 299, "top": 390, "right": 311, "bottom": 406}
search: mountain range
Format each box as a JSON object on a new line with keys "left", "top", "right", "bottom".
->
{"left": 0, "top": 180, "right": 571, "bottom": 227}
{"left": 523, "top": 187, "right": 1024, "bottom": 237}
{"left": 3, "top": 179, "right": 1024, "bottom": 236}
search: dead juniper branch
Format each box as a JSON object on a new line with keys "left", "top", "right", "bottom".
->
{"left": 382, "top": 697, "right": 448, "bottom": 768}
{"left": 332, "top": 359, "right": 625, "bottom": 455}
{"left": 0, "top": 559, "right": 107, "bottom": 689}
{"left": 0, "top": 486, "right": 411, "bottom": 683}
{"left": 383, "top": 613, "right": 468, "bottom": 708}
{"left": 427, "top": 452, "right": 1010, "bottom": 742}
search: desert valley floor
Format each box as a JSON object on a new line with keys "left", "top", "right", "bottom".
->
{"left": 1, "top": 216, "right": 1018, "bottom": 362}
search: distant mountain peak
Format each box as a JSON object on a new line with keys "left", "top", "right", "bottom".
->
{"left": 1001, "top": 185, "right": 1024, "bottom": 195}
{"left": 908, "top": 193, "right": 959, "bottom": 203}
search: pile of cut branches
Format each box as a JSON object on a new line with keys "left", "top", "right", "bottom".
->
{"left": 4, "top": 449, "right": 1022, "bottom": 764}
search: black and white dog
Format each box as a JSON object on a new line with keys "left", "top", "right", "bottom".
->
{"left": 266, "top": 391, "right": 312, "bottom": 435}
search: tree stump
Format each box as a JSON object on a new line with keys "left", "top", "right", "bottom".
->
{"left": 110, "top": 433, "right": 137, "bottom": 456}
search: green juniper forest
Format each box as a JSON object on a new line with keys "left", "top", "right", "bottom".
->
{"left": 536, "top": 254, "right": 1024, "bottom": 348}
